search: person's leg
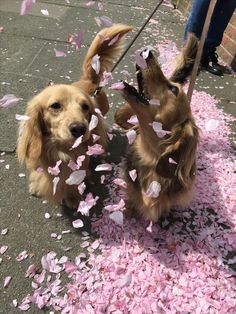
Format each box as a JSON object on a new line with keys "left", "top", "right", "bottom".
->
{"left": 184, "top": 0, "right": 210, "bottom": 40}
{"left": 204, "top": 0, "right": 236, "bottom": 55}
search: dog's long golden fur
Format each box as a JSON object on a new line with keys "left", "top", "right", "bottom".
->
{"left": 17, "top": 24, "right": 132, "bottom": 208}
{"left": 115, "top": 34, "right": 199, "bottom": 222}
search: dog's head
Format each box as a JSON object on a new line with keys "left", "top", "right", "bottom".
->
{"left": 17, "top": 84, "right": 105, "bottom": 165}
{"left": 121, "top": 49, "right": 198, "bottom": 187}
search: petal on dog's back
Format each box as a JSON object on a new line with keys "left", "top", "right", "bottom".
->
{"left": 66, "top": 170, "right": 86, "bottom": 185}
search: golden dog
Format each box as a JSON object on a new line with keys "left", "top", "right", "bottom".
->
{"left": 115, "top": 34, "right": 199, "bottom": 222}
{"left": 17, "top": 24, "right": 132, "bottom": 208}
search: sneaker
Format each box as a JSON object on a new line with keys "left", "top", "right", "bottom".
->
{"left": 201, "top": 53, "right": 224, "bottom": 76}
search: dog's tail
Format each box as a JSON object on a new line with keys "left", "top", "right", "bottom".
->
{"left": 170, "top": 33, "right": 199, "bottom": 84}
{"left": 81, "top": 24, "right": 133, "bottom": 85}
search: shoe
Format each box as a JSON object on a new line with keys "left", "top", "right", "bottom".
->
{"left": 201, "top": 53, "right": 224, "bottom": 76}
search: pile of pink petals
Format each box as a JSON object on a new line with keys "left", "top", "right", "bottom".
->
{"left": 16, "top": 43, "right": 236, "bottom": 313}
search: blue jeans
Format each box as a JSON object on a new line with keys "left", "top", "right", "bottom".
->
{"left": 184, "top": 0, "right": 236, "bottom": 55}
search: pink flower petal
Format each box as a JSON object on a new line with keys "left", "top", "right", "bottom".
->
{"left": 118, "top": 273, "right": 132, "bottom": 288}
{"left": 127, "top": 115, "right": 138, "bottom": 125}
{"left": 108, "top": 33, "right": 120, "bottom": 46}
{"left": 169, "top": 157, "right": 177, "bottom": 164}
{"left": 145, "top": 181, "right": 161, "bottom": 198}
{"left": 0, "top": 27, "right": 4, "bottom": 33}
{"left": 109, "top": 82, "right": 125, "bottom": 90}
{"left": 52, "top": 176, "right": 60, "bottom": 195}
{"left": 98, "top": 2, "right": 104, "bottom": 11}
{"left": 205, "top": 119, "right": 219, "bottom": 131}
{"left": 99, "top": 34, "right": 110, "bottom": 42}
{"left": 65, "top": 170, "right": 86, "bottom": 185}
{"left": 0, "top": 245, "right": 8, "bottom": 254}
{"left": 54, "top": 48, "right": 67, "bottom": 57}
{"left": 1, "top": 228, "right": 8, "bottom": 235}
{"left": 95, "top": 163, "right": 112, "bottom": 171}
{"left": 48, "top": 160, "right": 62, "bottom": 176}
{"left": 109, "top": 211, "right": 124, "bottom": 226}
{"left": 71, "top": 135, "right": 83, "bottom": 149}
{"left": 151, "top": 121, "right": 170, "bottom": 138}
{"left": 72, "top": 219, "right": 84, "bottom": 228}
{"left": 77, "top": 193, "right": 99, "bottom": 216}
{"left": 3, "top": 276, "right": 12, "bottom": 288}
{"left": 86, "top": 1, "right": 95, "bottom": 7}
{"left": 89, "top": 114, "right": 98, "bottom": 131}
{"left": 16, "top": 250, "right": 28, "bottom": 262}
{"left": 15, "top": 114, "right": 30, "bottom": 121}
{"left": 0, "top": 94, "right": 19, "bottom": 108}
{"left": 135, "top": 52, "right": 147, "bottom": 69}
{"left": 20, "top": 0, "right": 34, "bottom": 16}
{"left": 95, "top": 16, "right": 113, "bottom": 27}
{"left": 100, "top": 175, "right": 105, "bottom": 184}
{"left": 78, "top": 182, "right": 86, "bottom": 195}
{"left": 129, "top": 169, "right": 137, "bottom": 182}
{"left": 142, "top": 49, "right": 150, "bottom": 59}
{"left": 92, "top": 134, "right": 101, "bottom": 143}
{"left": 68, "top": 160, "right": 78, "bottom": 171}
{"left": 72, "top": 31, "right": 84, "bottom": 50}
{"left": 126, "top": 129, "right": 136, "bottom": 145}
{"left": 146, "top": 221, "right": 153, "bottom": 233}
{"left": 149, "top": 99, "right": 160, "bottom": 106}
{"left": 113, "top": 178, "right": 127, "bottom": 189}
{"left": 105, "top": 199, "right": 125, "bottom": 212}
{"left": 99, "top": 71, "right": 113, "bottom": 87}
{"left": 91, "top": 54, "right": 100, "bottom": 75}
{"left": 86, "top": 144, "right": 104, "bottom": 156}
{"left": 25, "top": 264, "right": 37, "bottom": 278}
{"left": 41, "top": 9, "right": 49, "bottom": 16}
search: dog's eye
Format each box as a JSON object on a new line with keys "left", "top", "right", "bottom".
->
{"left": 81, "top": 103, "right": 89, "bottom": 111}
{"left": 50, "top": 102, "right": 61, "bottom": 110}
{"left": 168, "top": 84, "right": 179, "bottom": 96}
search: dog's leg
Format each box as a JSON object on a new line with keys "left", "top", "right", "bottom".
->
{"left": 114, "top": 103, "right": 135, "bottom": 129}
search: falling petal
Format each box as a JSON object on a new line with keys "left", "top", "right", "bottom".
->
{"left": 66, "top": 170, "right": 86, "bottom": 185}
{"left": 89, "top": 115, "right": 98, "bottom": 131}
{"left": 20, "top": 0, "right": 34, "bottom": 16}
{"left": 15, "top": 114, "right": 30, "bottom": 121}
{"left": 48, "top": 160, "right": 62, "bottom": 176}
{"left": 109, "top": 82, "right": 125, "bottom": 90}
{"left": 54, "top": 48, "right": 67, "bottom": 57}
{"left": 77, "top": 193, "right": 99, "bottom": 216}
{"left": 145, "top": 181, "right": 161, "bottom": 198}
{"left": 95, "top": 16, "right": 113, "bottom": 27}
{"left": 16, "top": 250, "right": 28, "bottom": 262}
{"left": 113, "top": 178, "right": 127, "bottom": 189}
{"left": 126, "top": 129, "right": 136, "bottom": 145}
{"left": 127, "top": 115, "right": 138, "bottom": 125}
{"left": 71, "top": 135, "right": 83, "bottom": 149}
{"left": 52, "top": 177, "right": 59, "bottom": 195}
{"left": 108, "top": 33, "right": 120, "bottom": 46}
{"left": 41, "top": 9, "right": 49, "bottom": 16}
{"left": 91, "top": 54, "right": 100, "bottom": 75}
{"left": 105, "top": 199, "right": 125, "bottom": 212}
{"left": 86, "top": 144, "right": 104, "bottom": 156}
{"left": 78, "top": 182, "right": 86, "bottom": 195}
{"left": 146, "top": 221, "right": 153, "bottom": 233}
{"left": 99, "top": 34, "right": 110, "bottom": 42}
{"left": 0, "top": 94, "right": 19, "bottom": 108}
{"left": 72, "top": 219, "right": 84, "bottom": 228}
{"left": 109, "top": 211, "right": 124, "bottom": 226}
{"left": 95, "top": 163, "right": 112, "bottom": 171}
{"left": 169, "top": 157, "right": 177, "bottom": 164}
{"left": 129, "top": 169, "right": 137, "bottom": 182}
{"left": 149, "top": 99, "right": 160, "bottom": 106}
{"left": 0, "top": 245, "right": 8, "bottom": 254}
{"left": 135, "top": 52, "right": 147, "bottom": 69}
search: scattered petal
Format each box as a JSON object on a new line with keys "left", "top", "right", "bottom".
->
{"left": 105, "top": 199, "right": 125, "bottom": 212}
{"left": 89, "top": 115, "right": 98, "bottom": 131}
{"left": 145, "top": 181, "right": 161, "bottom": 198}
{"left": 15, "top": 114, "right": 30, "bottom": 121}
{"left": 109, "top": 82, "right": 125, "bottom": 90}
{"left": 16, "top": 250, "right": 28, "bottom": 262}
{"left": 66, "top": 170, "right": 86, "bottom": 185}
{"left": 41, "top": 9, "right": 49, "bottom": 16}
{"left": 126, "top": 129, "right": 136, "bottom": 145}
{"left": 109, "top": 211, "right": 124, "bottom": 226}
{"left": 20, "top": 0, "right": 34, "bottom": 16}
{"left": 95, "top": 163, "right": 112, "bottom": 171}
{"left": 146, "top": 221, "right": 153, "bottom": 233}
{"left": 48, "top": 160, "right": 62, "bottom": 176}
{"left": 91, "top": 54, "right": 100, "bottom": 75}
{"left": 113, "top": 178, "right": 127, "bottom": 189}
{"left": 169, "top": 157, "right": 177, "bottom": 164}
{"left": 4, "top": 276, "right": 12, "bottom": 288}
{"left": 52, "top": 177, "right": 60, "bottom": 195}
{"left": 78, "top": 182, "right": 86, "bottom": 195}
{"left": 71, "top": 135, "right": 83, "bottom": 149}
{"left": 0, "top": 245, "right": 8, "bottom": 254}
{"left": 72, "top": 219, "right": 84, "bottom": 228}
{"left": 86, "top": 144, "right": 104, "bottom": 156}
{"left": 118, "top": 273, "right": 132, "bottom": 288}
{"left": 54, "top": 48, "right": 67, "bottom": 57}
{"left": 0, "top": 94, "right": 19, "bottom": 108}
{"left": 129, "top": 169, "right": 137, "bottom": 182}
{"left": 205, "top": 119, "right": 219, "bottom": 131}
{"left": 77, "top": 193, "right": 99, "bottom": 216}
{"left": 127, "top": 115, "right": 138, "bottom": 125}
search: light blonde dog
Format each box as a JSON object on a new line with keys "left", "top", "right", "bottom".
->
{"left": 17, "top": 24, "right": 132, "bottom": 208}
{"left": 115, "top": 34, "right": 199, "bottom": 222}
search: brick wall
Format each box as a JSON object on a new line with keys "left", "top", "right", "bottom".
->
{"left": 175, "top": 0, "right": 236, "bottom": 71}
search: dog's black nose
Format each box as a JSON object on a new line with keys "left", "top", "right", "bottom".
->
{"left": 69, "top": 123, "right": 87, "bottom": 138}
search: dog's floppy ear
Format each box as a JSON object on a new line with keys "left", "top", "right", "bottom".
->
{"left": 17, "top": 98, "right": 44, "bottom": 166}
{"left": 156, "top": 119, "right": 198, "bottom": 187}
